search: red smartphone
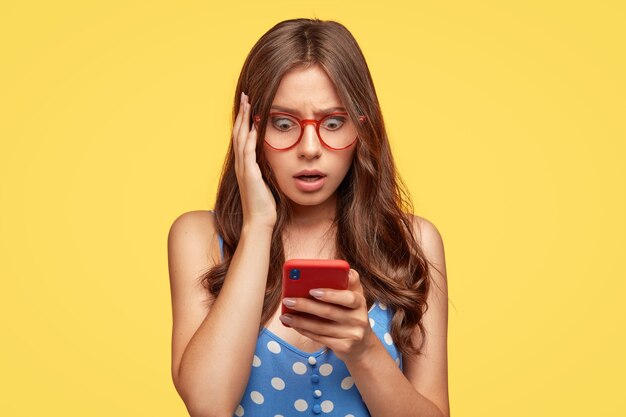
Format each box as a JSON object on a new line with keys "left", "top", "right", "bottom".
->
{"left": 281, "top": 258, "right": 350, "bottom": 327}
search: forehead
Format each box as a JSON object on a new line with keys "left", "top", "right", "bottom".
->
{"left": 272, "top": 64, "right": 344, "bottom": 112}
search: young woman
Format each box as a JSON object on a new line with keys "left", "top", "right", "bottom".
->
{"left": 168, "top": 18, "right": 449, "bottom": 417}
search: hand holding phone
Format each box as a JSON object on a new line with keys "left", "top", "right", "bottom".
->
{"left": 281, "top": 259, "right": 350, "bottom": 327}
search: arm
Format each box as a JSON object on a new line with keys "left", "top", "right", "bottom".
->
{"left": 170, "top": 93, "right": 276, "bottom": 416}
{"left": 344, "top": 333, "right": 445, "bottom": 417}
{"left": 281, "top": 215, "right": 450, "bottom": 417}
{"left": 346, "top": 216, "right": 450, "bottom": 417}
{"left": 168, "top": 211, "right": 273, "bottom": 417}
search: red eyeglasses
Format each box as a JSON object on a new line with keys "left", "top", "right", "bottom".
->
{"left": 253, "top": 112, "right": 367, "bottom": 151}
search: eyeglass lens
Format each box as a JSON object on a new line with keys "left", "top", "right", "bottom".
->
{"left": 263, "top": 114, "right": 357, "bottom": 149}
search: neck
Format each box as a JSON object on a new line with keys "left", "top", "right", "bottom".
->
{"left": 283, "top": 194, "right": 338, "bottom": 259}
{"left": 288, "top": 193, "right": 337, "bottom": 229}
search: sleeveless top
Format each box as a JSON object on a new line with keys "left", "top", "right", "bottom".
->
{"left": 215, "top": 228, "right": 403, "bottom": 417}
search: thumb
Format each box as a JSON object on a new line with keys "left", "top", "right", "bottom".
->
{"left": 348, "top": 269, "right": 363, "bottom": 294}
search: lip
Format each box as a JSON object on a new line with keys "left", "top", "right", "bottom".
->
{"left": 293, "top": 169, "right": 327, "bottom": 178}
{"left": 294, "top": 176, "right": 326, "bottom": 192}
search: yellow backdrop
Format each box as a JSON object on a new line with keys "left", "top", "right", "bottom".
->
{"left": 1, "top": 1, "right": 624, "bottom": 416}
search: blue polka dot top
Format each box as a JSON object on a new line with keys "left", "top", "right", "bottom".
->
{"left": 216, "top": 233, "right": 403, "bottom": 417}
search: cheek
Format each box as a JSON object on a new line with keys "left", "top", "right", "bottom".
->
{"left": 262, "top": 152, "right": 288, "bottom": 183}
{"left": 339, "top": 150, "right": 357, "bottom": 173}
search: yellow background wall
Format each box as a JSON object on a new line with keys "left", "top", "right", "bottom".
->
{"left": 1, "top": 1, "right": 624, "bottom": 415}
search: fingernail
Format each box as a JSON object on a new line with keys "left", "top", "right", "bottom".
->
{"left": 283, "top": 298, "right": 296, "bottom": 307}
{"left": 279, "top": 314, "right": 292, "bottom": 324}
{"left": 310, "top": 289, "right": 324, "bottom": 298}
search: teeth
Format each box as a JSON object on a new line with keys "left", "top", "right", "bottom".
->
{"left": 298, "top": 176, "right": 321, "bottom": 182}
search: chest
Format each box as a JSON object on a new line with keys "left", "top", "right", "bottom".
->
{"left": 270, "top": 237, "right": 340, "bottom": 353}
{"left": 264, "top": 306, "right": 327, "bottom": 353}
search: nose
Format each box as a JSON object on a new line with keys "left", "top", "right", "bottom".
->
{"left": 297, "top": 123, "right": 322, "bottom": 159}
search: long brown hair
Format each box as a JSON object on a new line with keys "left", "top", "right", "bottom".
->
{"left": 200, "top": 18, "right": 441, "bottom": 357}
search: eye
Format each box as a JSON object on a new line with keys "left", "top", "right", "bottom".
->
{"left": 271, "top": 116, "right": 298, "bottom": 131}
{"left": 321, "top": 116, "right": 346, "bottom": 130}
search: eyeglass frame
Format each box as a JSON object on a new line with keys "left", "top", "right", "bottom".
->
{"left": 252, "top": 111, "right": 367, "bottom": 151}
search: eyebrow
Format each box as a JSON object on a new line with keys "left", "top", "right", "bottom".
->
{"left": 270, "top": 105, "right": 347, "bottom": 116}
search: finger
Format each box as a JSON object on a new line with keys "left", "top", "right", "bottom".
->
{"left": 243, "top": 101, "right": 257, "bottom": 165}
{"left": 284, "top": 297, "right": 349, "bottom": 321}
{"left": 347, "top": 269, "right": 363, "bottom": 294}
{"left": 237, "top": 95, "right": 251, "bottom": 173}
{"left": 280, "top": 313, "right": 346, "bottom": 339}
{"left": 290, "top": 326, "right": 337, "bottom": 348}
{"left": 233, "top": 91, "right": 244, "bottom": 138}
{"left": 293, "top": 327, "right": 341, "bottom": 350}
{"left": 308, "top": 287, "right": 362, "bottom": 310}
{"left": 232, "top": 92, "right": 245, "bottom": 172}
{"left": 243, "top": 124, "right": 259, "bottom": 172}
{"left": 233, "top": 92, "right": 244, "bottom": 141}
{"left": 235, "top": 94, "right": 250, "bottom": 171}
{"left": 304, "top": 270, "right": 363, "bottom": 309}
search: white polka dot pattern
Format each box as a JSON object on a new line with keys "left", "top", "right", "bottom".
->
{"left": 294, "top": 399, "right": 308, "bottom": 411}
{"left": 236, "top": 299, "right": 400, "bottom": 415}
{"left": 267, "top": 340, "right": 281, "bottom": 353}
{"left": 271, "top": 377, "right": 285, "bottom": 390}
{"left": 321, "top": 400, "right": 334, "bottom": 413}
{"left": 319, "top": 363, "right": 333, "bottom": 376}
{"left": 340, "top": 376, "right": 354, "bottom": 390}
{"left": 250, "top": 391, "right": 264, "bottom": 404}
{"left": 215, "top": 234, "right": 400, "bottom": 416}
{"left": 292, "top": 361, "right": 307, "bottom": 375}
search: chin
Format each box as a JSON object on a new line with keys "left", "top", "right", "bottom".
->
{"left": 287, "top": 193, "right": 331, "bottom": 206}
{"left": 282, "top": 186, "right": 335, "bottom": 207}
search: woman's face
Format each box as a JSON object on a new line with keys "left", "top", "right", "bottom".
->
{"left": 262, "top": 64, "right": 357, "bottom": 214}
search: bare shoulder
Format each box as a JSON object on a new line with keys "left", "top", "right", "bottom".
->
{"left": 403, "top": 213, "right": 450, "bottom": 417}
{"left": 167, "top": 209, "right": 220, "bottom": 306}
{"left": 408, "top": 214, "right": 443, "bottom": 249}
{"left": 167, "top": 210, "right": 220, "bottom": 388}
{"left": 168, "top": 210, "right": 220, "bottom": 266}
{"left": 408, "top": 213, "right": 447, "bottom": 288}
{"left": 169, "top": 209, "right": 216, "bottom": 241}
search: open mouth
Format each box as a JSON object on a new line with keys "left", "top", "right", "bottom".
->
{"left": 295, "top": 175, "right": 324, "bottom": 182}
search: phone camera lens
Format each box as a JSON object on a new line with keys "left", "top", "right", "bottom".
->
{"left": 290, "top": 268, "right": 300, "bottom": 280}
